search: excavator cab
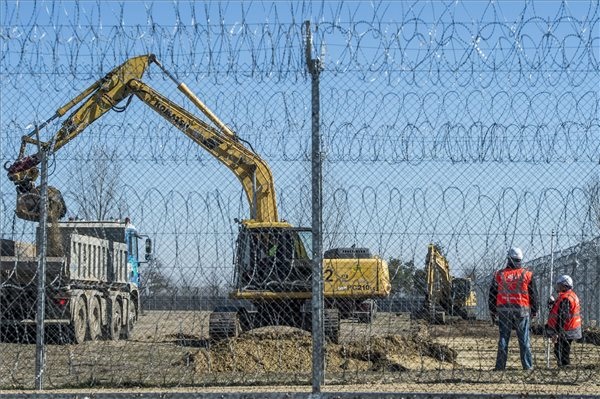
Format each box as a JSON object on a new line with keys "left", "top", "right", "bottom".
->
{"left": 234, "top": 223, "right": 312, "bottom": 292}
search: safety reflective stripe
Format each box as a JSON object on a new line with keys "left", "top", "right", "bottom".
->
{"left": 547, "top": 290, "right": 582, "bottom": 331}
{"left": 496, "top": 268, "right": 531, "bottom": 308}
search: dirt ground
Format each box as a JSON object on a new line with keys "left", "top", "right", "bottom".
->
{"left": 1, "top": 311, "right": 599, "bottom": 396}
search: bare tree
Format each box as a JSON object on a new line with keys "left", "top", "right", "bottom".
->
{"left": 142, "top": 258, "right": 175, "bottom": 296}
{"left": 67, "top": 145, "right": 126, "bottom": 220}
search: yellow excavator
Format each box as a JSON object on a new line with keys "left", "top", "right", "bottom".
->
{"left": 4, "top": 54, "right": 391, "bottom": 342}
{"left": 413, "top": 244, "right": 477, "bottom": 324}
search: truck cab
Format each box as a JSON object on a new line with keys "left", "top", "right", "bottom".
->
{"left": 125, "top": 220, "right": 152, "bottom": 287}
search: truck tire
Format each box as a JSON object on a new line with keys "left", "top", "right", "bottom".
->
{"left": 88, "top": 297, "right": 102, "bottom": 341}
{"left": 109, "top": 301, "right": 122, "bottom": 341}
{"left": 121, "top": 302, "right": 137, "bottom": 340}
{"left": 72, "top": 296, "right": 88, "bottom": 344}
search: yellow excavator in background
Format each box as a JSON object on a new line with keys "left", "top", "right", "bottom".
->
{"left": 413, "top": 244, "right": 477, "bottom": 324}
{"left": 4, "top": 54, "right": 391, "bottom": 342}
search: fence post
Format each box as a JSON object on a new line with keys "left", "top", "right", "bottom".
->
{"left": 35, "top": 144, "right": 49, "bottom": 390}
{"left": 305, "top": 20, "right": 325, "bottom": 393}
{"left": 546, "top": 230, "right": 555, "bottom": 369}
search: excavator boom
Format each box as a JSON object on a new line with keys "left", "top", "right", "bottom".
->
{"left": 5, "top": 54, "right": 277, "bottom": 222}
{"left": 126, "top": 79, "right": 277, "bottom": 222}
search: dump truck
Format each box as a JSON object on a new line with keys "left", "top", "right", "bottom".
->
{"left": 4, "top": 54, "right": 391, "bottom": 343}
{"left": 0, "top": 220, "right": 151, "bottom": 343}
{"left": 412, "top": 244, "right": 477, "bottom": 324}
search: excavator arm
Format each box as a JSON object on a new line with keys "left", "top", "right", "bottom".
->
{"left": 425, "top": 244, "right": 452, "bottom": 309}
{"left": 5, "top": 54, "right": 278, "bottom": 222}
{"left": 125, "top": 79, "right": 277, "bottom": 222}
{"left": 7, "top": 55, "right": 151, "bottom": 179}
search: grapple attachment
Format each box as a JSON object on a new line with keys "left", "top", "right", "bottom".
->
{"left": 16, "top": 186, "right": 67, "bottom": 221}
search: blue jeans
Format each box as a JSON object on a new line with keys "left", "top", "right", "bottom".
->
{"left": 495, "top": 312, "right": 533, "bottom": 370}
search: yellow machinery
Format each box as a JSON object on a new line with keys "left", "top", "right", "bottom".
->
{"left": 5, "top": 54, "right": 391, "bottom": 342}
{"left": 414, "top": 244, "right": 477, "bottom": 324}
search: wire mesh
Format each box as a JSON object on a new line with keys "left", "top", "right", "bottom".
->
{"left": 0, "top": 0, "right": 599, "bottom": 396}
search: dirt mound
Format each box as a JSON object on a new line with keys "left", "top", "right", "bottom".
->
{"left": 193, "top": 327, "right": 457, "bottom": 374}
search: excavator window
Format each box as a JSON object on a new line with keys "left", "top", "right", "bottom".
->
{"left": 294, "top": 229, "right": 312, "bottom": 260}
{"left": 234, "top": 227, "right": 313, "bottom": 291}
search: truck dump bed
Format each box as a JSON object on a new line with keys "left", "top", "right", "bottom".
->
{"left": 1, "top": 221, "right": 129, "bottom": 286}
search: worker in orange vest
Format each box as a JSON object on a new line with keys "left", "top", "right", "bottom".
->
{"left": 546, "top": 274, "right": 582, "bottom": 367}
{"left": 488, "top": 247, "right": 539, "bottom": 370}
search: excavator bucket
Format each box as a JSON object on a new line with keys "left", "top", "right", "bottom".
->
{"left": 16, "top": 186, "right": 67, "bottom": 222}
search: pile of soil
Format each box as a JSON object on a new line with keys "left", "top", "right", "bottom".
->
{"left": 193, "top": 326, "right": 457, "bottom": 374}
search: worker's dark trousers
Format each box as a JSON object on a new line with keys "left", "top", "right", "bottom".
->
{"left": 554, "top": 336, "right": 573, "bottom": 367}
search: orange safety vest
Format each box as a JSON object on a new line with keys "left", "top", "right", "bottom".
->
{"left": 495, "top": 268, "right": 532, "bottom": 308}
{"left": 547, "top": 290, "right": 582, "bottom": 332}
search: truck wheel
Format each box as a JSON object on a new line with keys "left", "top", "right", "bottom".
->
{"left": 109, "top": 302, "right": 122, "bottom": 341}
{"left": 121, "top": 303, "right": 137, "bottom": 340}
{"left": 88, "top": 297, "right": 102, "bottom": 341}
{"left": 72, "top": 296, "right": 88, "bottom": 344}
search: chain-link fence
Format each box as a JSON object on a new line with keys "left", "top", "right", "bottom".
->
{"left": 1, "top": 0, "right": 599, "bottom": 396}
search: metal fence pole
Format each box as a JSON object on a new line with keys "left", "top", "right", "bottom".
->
{"left": 546, "top": 230, "right": 555, "bottom": 369}
{"left": 35, "top": 146, "right": 49, "bottom": 389}
{"left": 305, "top": 20, "right": 324, "bottom": 393}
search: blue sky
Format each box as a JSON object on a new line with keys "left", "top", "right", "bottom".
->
{"left": 1, "top": 0, "right": 598, "bottom": 287}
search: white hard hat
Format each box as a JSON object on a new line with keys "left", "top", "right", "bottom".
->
{"left": 507, "top": 247, "right": 523, "bottom": 261}
{"left": 556, "top": 275, "right": 573, "bottom": 288}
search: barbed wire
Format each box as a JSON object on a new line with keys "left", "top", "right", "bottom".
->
{"left": 1, "top": 2, "right": 600, "bottom": 391}
{"left": 3, "top": 181, "right": 596, "bottom": 263}
{"left": 1, "top": 0, "right": 598, "bottom": 274}
{"left": 1, "top": 97, "right": 598, "bottom": 164}
{"left": 2, "top": 1, "right": 598, "bottom": 166}
{"left": 1, "top": 1, "right": 598, "bottom": 81}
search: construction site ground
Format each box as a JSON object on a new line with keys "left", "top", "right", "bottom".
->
{"left": 1, "top": 310, "right": 599, "bottom": 396}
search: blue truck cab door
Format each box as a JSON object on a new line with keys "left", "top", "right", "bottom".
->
{"left": 125, "top": 223, "right": 140, "bottom": 287}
